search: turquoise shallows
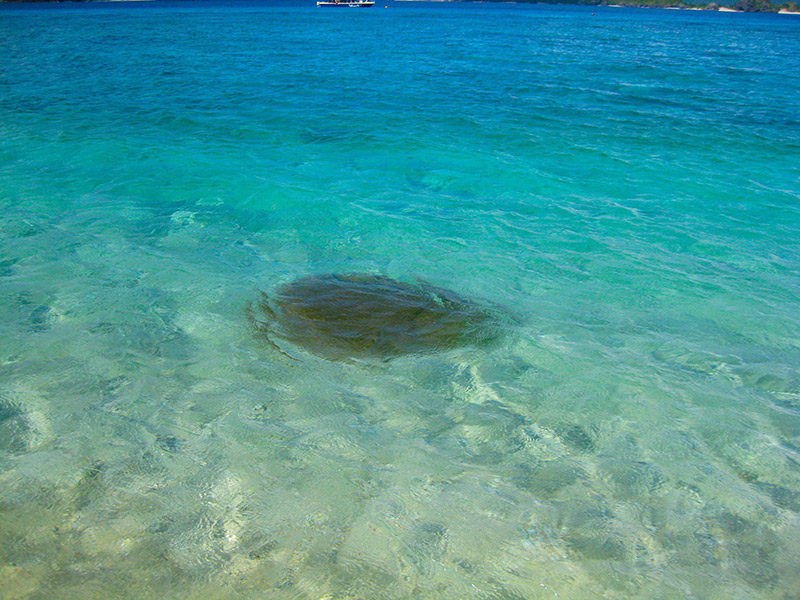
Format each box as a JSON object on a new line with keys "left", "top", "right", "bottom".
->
{"left": 1, "top": 1, "right": 799, "bottom": 598}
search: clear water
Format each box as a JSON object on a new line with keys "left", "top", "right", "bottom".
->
{"left": 1, "top": 1, "right": 799, "bottom": 598}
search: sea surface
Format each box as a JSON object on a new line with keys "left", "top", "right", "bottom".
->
{"left": 1, "top": 1, "right": 799, "bottom": 598}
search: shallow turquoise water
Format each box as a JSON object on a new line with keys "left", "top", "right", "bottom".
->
{"left": 1, "top": 1, "right": 799, "bottom": 598}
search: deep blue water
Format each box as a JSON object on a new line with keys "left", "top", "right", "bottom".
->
{"left": 1, "top": 2, "right": 799, "bottom": 598}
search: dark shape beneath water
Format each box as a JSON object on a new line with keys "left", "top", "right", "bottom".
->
{"left": 248, "top": 274, "right": 500, "bottom": 360}
{"left": 0, "top": 399, "right": 31, "bottom": 454}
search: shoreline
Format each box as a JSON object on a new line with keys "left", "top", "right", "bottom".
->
{"left": 1, "top": 0, "right": 798, "bottom": 13}
{"left": 395, "top": 0, "right": 800, "bottom": 13}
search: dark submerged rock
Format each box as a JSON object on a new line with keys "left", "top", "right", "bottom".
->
{"left": 248, "top": 274, "right": 500, "bottom": 360}
{"left": 0, "top": 399, "right": 30, "bottom": 453}
{"left": 556, "top": 424, "right": 596, "bottom": 453}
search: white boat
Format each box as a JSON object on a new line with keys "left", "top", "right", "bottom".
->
{"left": 316, "top": 0, "right": 375, "bottom": 6}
